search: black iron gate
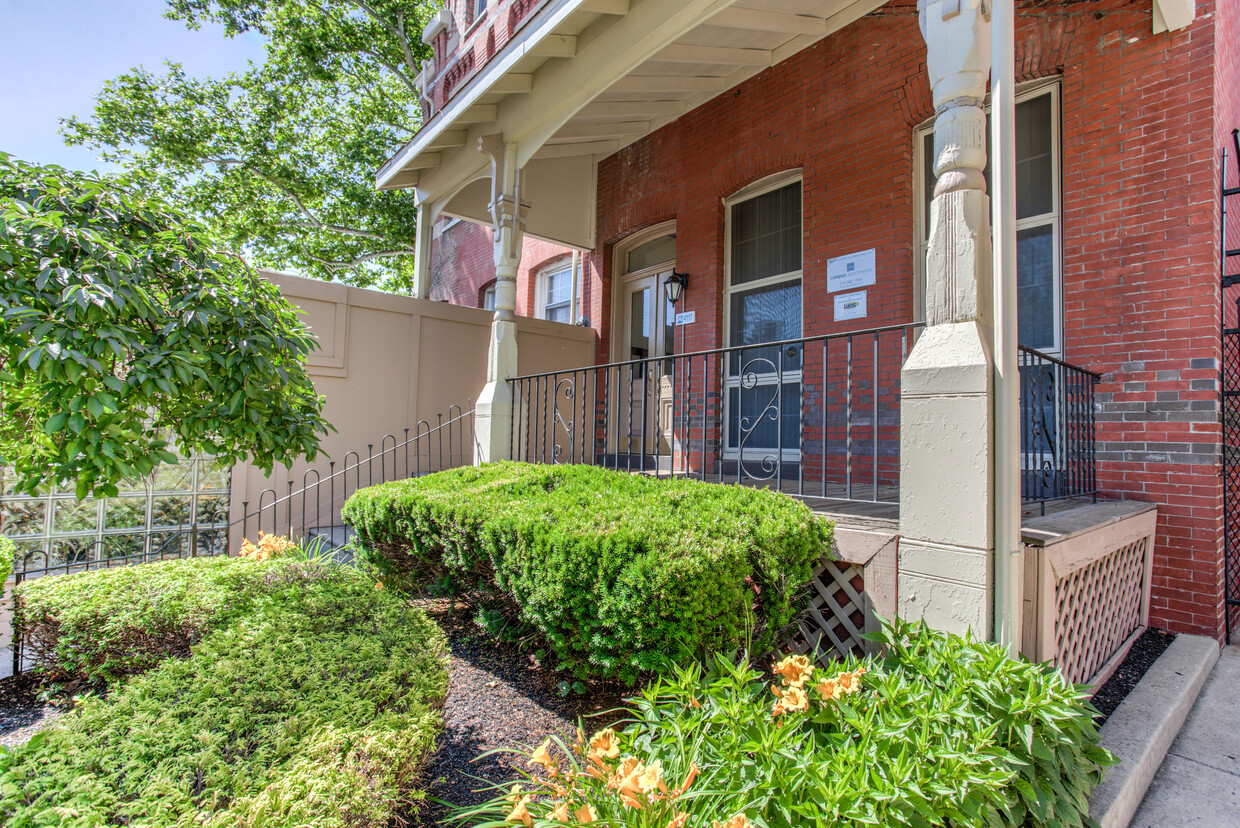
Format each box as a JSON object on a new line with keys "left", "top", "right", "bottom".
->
{"left": 1223, "top": 130, "right": 1240, "bottom": 642}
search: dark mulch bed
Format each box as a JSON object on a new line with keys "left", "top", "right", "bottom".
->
{"left": 413, "top": 598, "right": 630, "bottom": 827}
{"left": 1091, "top": 627, "right": 1177, "bottom": 725}
{"left": 0, "top": 669, "right": 64, "bottom": 750}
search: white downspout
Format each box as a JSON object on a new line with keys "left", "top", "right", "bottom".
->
{"left": 570, "top": 249, "right": 581, "bottom": 324}
{"left": 991, "top": 0, "right": 1023, "bottom": 656}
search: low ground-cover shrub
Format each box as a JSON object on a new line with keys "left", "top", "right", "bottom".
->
{"left": 343, "top": 462, "right": 833, "bottom": 683}
{"left": 0, "top": 559, "right": 450, "bottom": 828}
{"left": 469, "top": 617, "right": 1114, "bottom": 828}
{"left": 15, "top": 555, "right": 281, "bottom": 684}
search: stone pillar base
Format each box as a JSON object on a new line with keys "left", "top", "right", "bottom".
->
{"left": 474, "top": 317, "right": 518, "bottom": 464}
{"left": 898, "top": 321, "right": 995, "bottom": 638}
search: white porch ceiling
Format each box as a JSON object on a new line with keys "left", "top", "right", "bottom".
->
{"left": 376, "top": 0, "right": 888, "bottom": 248}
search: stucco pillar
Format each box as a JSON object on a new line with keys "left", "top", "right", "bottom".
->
{"left": 474, "top": 134, "right": 528, "bottom": 464}
{"left": 898, "top": 0, "right": 995, "bottom": 638}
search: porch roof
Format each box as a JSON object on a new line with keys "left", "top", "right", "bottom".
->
{"left": 374, "top": 0, "right": 888, "bottom": 249}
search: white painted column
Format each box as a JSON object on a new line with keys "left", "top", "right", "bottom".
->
{"left": 899, "top": 0, "right": 996, "bottom": 638}
{"left": 991, "top": 0, "right": 1022, "bottom": 656}
{"left": 474, "top": 134, "right": 528, "bottom": 464}
{"left": 411, "top": 202, "right": 434, "bottom": 299}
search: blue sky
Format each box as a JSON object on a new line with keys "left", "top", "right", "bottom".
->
{"left": 0, "top": 0, "right": 266, "bottom": 173}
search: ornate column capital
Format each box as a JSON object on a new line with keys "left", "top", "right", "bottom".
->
{"left": 478, "top": 133, "right": 531, "bottom": 320}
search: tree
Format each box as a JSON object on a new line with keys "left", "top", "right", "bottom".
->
{"left": 0, "top": 153, "right": 332, "bottom": 498}
{"left": 63, "top": 0, "right": 436, "bottom": 291}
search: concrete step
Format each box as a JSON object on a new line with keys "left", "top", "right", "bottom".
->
{"left": 1088, "top": 634, "right": 1221, "bottom": 828}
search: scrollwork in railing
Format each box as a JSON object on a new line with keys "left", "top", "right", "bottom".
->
{"left": 551, "top": 376, "right": 576, "bottom": 464}
{"left": 737, "top": 354, "right": 781, "bottom": 482}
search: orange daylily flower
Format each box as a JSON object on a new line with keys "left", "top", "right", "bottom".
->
{"left": 529, "top": 738, "right": 555, "bottom": 770}
{"left": 816, "top": 677, "right": 842, "bottom": 701}
{"left": 667, "top": 813, "right": 690, "bottom": 828}
{"left": 773, "top": 683, "right": 809, "bottom": 715}
{"left": 675, "top": 763, "right": 701, "bottom": 797}
{"left": 712, "top": 816, "right": 751, "bottom": 828}
{"left": 638, "top": 760, "right": 670, "bottom": 796}
{"left": 772, "top": 654, "right": 814, "bottom": 687}
{"left": 576, "top": 804, "right": 598, "bottom": 822}
{"left": 549, "top": 801, "right": 571, "bottom": 822}
{"left": 506, "top": 796, "right": 533, "bottom": 826}
{"left": 590, "top": 728, "right": 621, "bottom": 759}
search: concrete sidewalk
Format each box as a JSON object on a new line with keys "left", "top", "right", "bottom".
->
{"left": 1130, "top": 644, "right": 1240, "bottom": 826}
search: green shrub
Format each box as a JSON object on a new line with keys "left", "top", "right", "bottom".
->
{"left": 467, "top": 617, "right": 1114, "bottom": 828}
{"left": 0, "top": 536, "right": 12, "bottom": 603}
{"left": 0, "top": 560, "right": 449, "bottom": 828}
{"left": 343, "top": 462, "right": 832, "bottom": 683}
{"left": 14, "top": 555, "right": 282, "bottom": 684}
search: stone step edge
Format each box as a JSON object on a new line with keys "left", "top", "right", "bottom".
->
{"left": 1087, "top": 633, "right": 1220, "bottom": 828}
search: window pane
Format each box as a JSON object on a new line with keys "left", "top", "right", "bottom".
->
{"left": 546, "top": 268, "right": 571, "bottom": 305}
{"left": 1016, "top": 93, "right": 1054, "bottom": 219}
{"left": 626, "top": 234, "right": 676, "bottom": 272}
{"left": 52, "top": 499, "right": 97, "bottom": 534}
{"left": 546, "top": 304, "right": 571, "bottom": 324}
{"left": 482, "top": 287, "right": 496, "bottom": 311}
{"left": 731, "top": 181, "right": 801, "bottom": 285}
{"left": 922, "top": 131, "right": 936, "bottom": 237}
{"left": 2, "top": 499, "right": 46, "bottom": 537}
{"left": 1017, "top": 224, "right": 1055, "bottom": 350}
{"left": 729, "top": 281, "right": 802, "bottom": 373}
{"left": 104, "top": 497, "right": 148, "bottom": 531}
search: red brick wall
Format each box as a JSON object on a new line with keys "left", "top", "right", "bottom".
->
{"left": 422, "top": 0, "right": 550, "bottom": 121}
{"left": 585, "top": 0, "right": 1229, "bottom": 638}
{"left": 430, "top": 218, "right": 578, "bottom": 319}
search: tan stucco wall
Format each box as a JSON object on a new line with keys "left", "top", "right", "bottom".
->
{"left": 227, "top": 272, "right": 595, "bottom": 544}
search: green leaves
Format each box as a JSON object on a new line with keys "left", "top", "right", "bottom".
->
{"left": 468, "top": 620, "right": 1115, "bottom": 828}
{"left": 1, "top": 557, "right": 448, "bottom": 828}
{"left": 342, "top": 462, "right": 834, "bottom": 684}
{"left": 0, "top": 153, "right": 332, "bottom": 497}
{"left": 62, "top": 0, "right": 435, "bottom": 290}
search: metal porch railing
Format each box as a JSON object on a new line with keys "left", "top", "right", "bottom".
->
{"left": 8, "top": 405, "right": 475, "bottom": 675}
{"left": 509, "top": 323, "right": 922, "bottom": 504}
{"left": 1018, "top": 346, "right": 1101, "bottom": 511}
{"left": 509, "top": 327, "right": 1099, "bottom": 510}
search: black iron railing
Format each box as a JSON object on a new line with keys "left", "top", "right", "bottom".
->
{"left": 509, "top": 323, "right": 923, "bottom": 504}
{"left": 9, "top": 405, "right": 475, "bottom": 675}
{"left": 1018, "top": 346, "right": 1100, "bottom": 510}
{"left": 509, "top": 330, "right": 1099, "bottom": 511}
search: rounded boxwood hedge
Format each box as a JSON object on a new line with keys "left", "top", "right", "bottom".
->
{"left": 343, "top": 462, "right": 834, "bottom": 683}
{"left": 0, "top": 558, "right": 449, "bottom": 828}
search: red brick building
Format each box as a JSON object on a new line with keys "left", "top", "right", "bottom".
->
{"left": 383, "top": 0, "right": 1239, "bottom": 654}
{"left": 428, "top": 217, "right": 582, "bottom": 321}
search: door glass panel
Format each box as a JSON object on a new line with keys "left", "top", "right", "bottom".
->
{"left": 629, "top": 287, "right": 651, "bottom": 362}
{"left": 1017, "top": 225, "right": 1055, "bottom": 350}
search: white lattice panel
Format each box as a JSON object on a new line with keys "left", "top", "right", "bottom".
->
{"left": 785, "top": 560, "right": 870, "bottom": 665}
{"left": 1054, "top": 537, "right": 1148, "bottom": 684}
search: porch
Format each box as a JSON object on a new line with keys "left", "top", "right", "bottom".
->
{"left": 506, "top": 322, "right": 1102, "bottom": 529}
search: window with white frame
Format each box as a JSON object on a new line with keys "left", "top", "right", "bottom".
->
{"left": 537, "top": 260, "right": 573, "bottom": 323}
{"left": 915, "top": 84, "right": 1061, "bottom": 353}
{"left": 482, "top": 282, "right": 496, "bottom": 311}
{"left": 724, "top": 172, "right": 803, "bottom": 454}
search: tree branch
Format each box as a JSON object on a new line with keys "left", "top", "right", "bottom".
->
{"left": 303, "top": 248, "right": 416, "bottom": 270}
